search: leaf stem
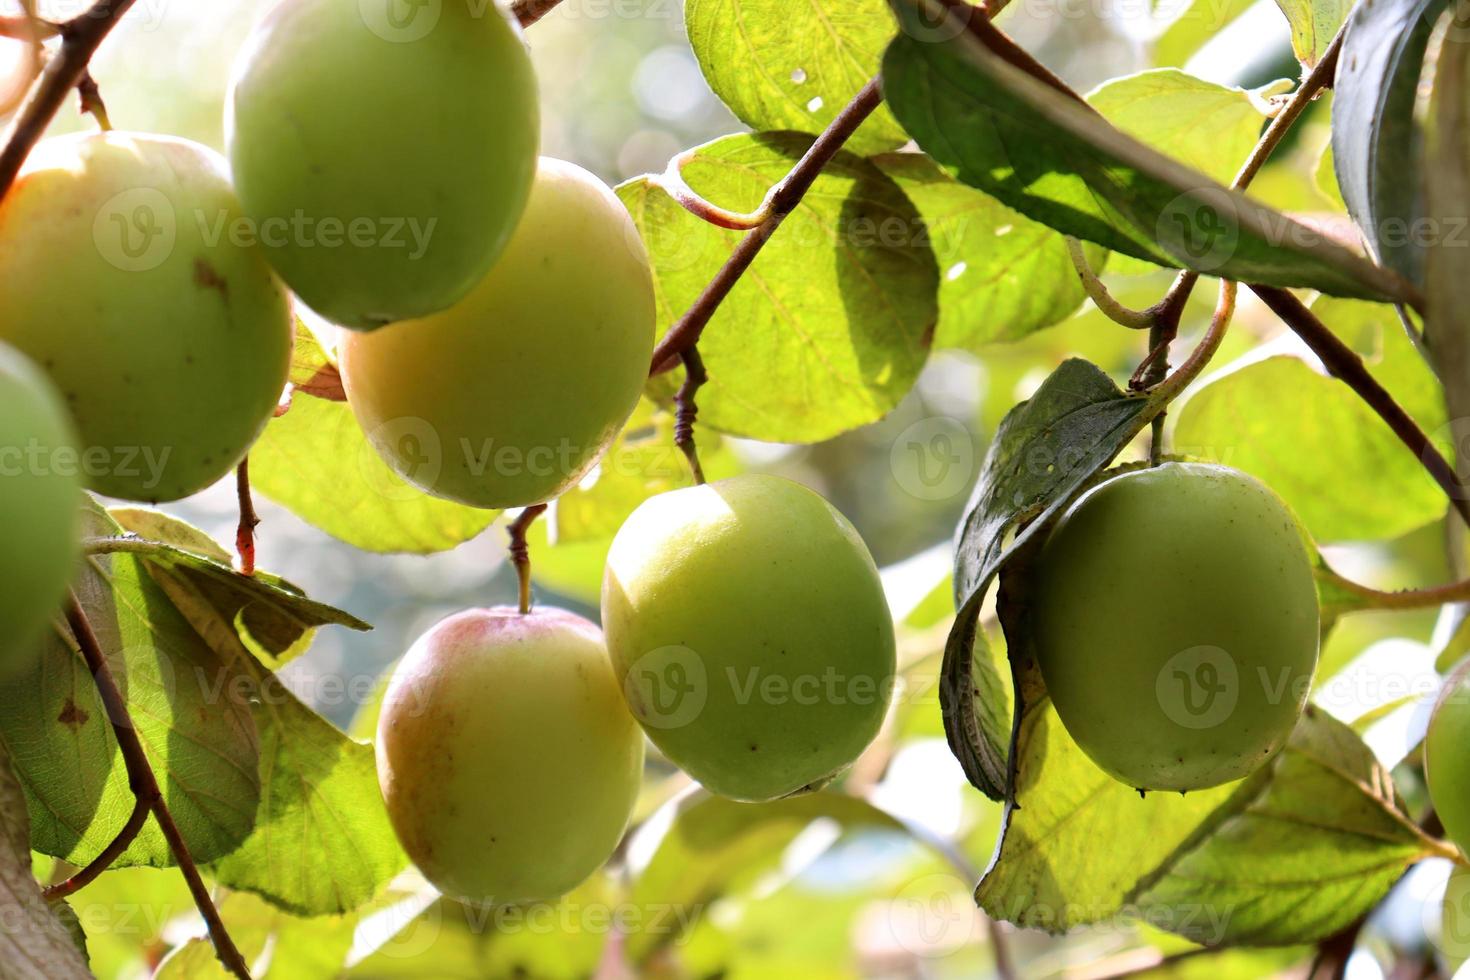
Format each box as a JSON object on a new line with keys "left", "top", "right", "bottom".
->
{"left": 1065, "top": 237, "right": 1154, "bottom": 330}
{"left": 649, "top": 147, "right": 772, "bottom": 230}
{"left": 63, "top": 590, "right": 251, "bottom": 979}
{"left": 1250, "top": 284, "right": 1470, "bottom": 528}
{"left": 648, "top": 77, "right": 884, "bottom": 373}
{"left": 1320, "top": 564, "right": 1470, "bottom": 610}
{"left": 40, "top": 795, "right": 147, "bottom": 902}
{"left": 506, "top": 504, "right": 548, "bottom": 615}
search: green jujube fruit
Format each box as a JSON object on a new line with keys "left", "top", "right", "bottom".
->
{"left": 227, "top": 0, "right": 539, "bottom": 329}
{"left": 601, "top": 474, "right": 897, "bottom": 802}
{"left": 1030, "top": 462, "right": 1320, "bottom": 791}
{"left": 0, "top": 132, "right": 293, "bottom": 503}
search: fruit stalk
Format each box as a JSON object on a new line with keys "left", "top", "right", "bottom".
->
{"left": 507, "top": 504, "right": 548, "bottom": 615}
{"left": 62, "top": 591, "right": 252, "bottom": 980}
{"left": 235, "top": 459, "right": 260, "bottom": 577}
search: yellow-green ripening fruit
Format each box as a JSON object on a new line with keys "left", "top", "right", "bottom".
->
{"left": 339, "top": 158, "right": 655, "bottom": 508}
{"left": 226, "top": 0, "right": 539, "bottom": 329}
{"left": 1440, "top": 865, "right": 1470, "bottom": 974}
{"left": 1031, "top": 462, "right": 1320, "bottom": 792}
{"left": 0, "top": 344, "right": 81, "bottom": 674}
{"left": 1427, "top": 665, "right": 1470, "bottom": 857}
{"left": 0, "top": 133, "right": 293, "bottom": 503}
{"left": 376, "top": 607, "right": 644, "bottom": 905}
{"left": 601, "top": 475, "right": 896, "bottom": 802}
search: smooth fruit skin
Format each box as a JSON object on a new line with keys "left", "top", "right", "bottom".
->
{"left": 227, "top": 0, "right": 539, "bottom": 329}
{"left": 1030, "top": 462, "right": 1320, "bottom": 791}
{"left": 375, "top": 607, "right": 644, "bottom": 905}
{"left": 1427, "top": 665, "right": 1470, "bottom": 856}
{"left": 340, "top": 158, "right": 655, "bottom": 508}
{"left": 0, "top": 132, "right": 293, "bottom": 503}
{"left": 601, "top": 475, "right": 896, "bottom": 802}
{"left": 0, "top": 344, "right": 81, "bottom": 674}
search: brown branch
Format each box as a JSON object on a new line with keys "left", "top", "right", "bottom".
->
{"left": 673, "top": 348, "right": 708, "bottom": 484}
{"left": 41, "top": 795, "right": 147, "bottom": 902}
{"left": 509, "top": 0, "right": 565, "bottom": 27}
{"left": 1250, "top": 285, "right": 1470, "bottom": 527}
{"left": 507, "top": 504, "right": 548, "bottom": 615}
{"left": 0, "top": 0, "right": 137, "bottom": 201}
{"left": 1231, "top": 26, "right": 1343, "bottom": 189}
{"left": 235, "top": 459, "right": 260, "bottom": 577}
{"left": 648, "top": 78, "right": 884, "bottom": 373}
{"left": 63, "top": 592, "right": 251, "bottom": 979}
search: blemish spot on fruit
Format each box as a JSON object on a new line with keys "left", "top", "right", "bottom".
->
{"left": 193, "top": 258, "right": 230, "bottom": 303}
{"left": 57, "top": 699, "right": 88, "bottom": 730}
{"left": 791, "top": 68, "right": 807, "bottom": 84}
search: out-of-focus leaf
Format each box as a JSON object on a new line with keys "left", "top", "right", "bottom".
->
{"left": 154, "top": 892, "right": 356, "bottom": 979}
{"left": 108, "top": 508, "right": 370, "bottom": 670}
{"left": 684, "top": 0, "right": 905, "bottom": 153}
{"left": 1332, "top": 0, "right": 1450, "bottom": 286}
{"left": 0, "top": 743, "right": 91, "bottom": 978}
{"left": 1153, "top": 0, "right": 1260, "bottom": 68}
{"left": 0, "top": 503, "right": 260, "bottom": 869}
{"left": 622, "top": 132, "right": 937, "bottom": 443}
{"left": 1136, "top": 707, "right": 1433, "bottom": 944}
{"left": 882, "top": 0, "right": 1419, "bottom": 304}
{"left": 873, "top": 153, "right": 1093, "bottom": 350}
{"left": 251, "top": 391, "right": 496, "bottom": 554}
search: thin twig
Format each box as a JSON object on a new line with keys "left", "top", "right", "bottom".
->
{"left": 1250, "top": 284, "right": 1470, "bottom": 527}
{"left": 0, "top": 0, "right": 137, "bottom": 201}
{"left": 509, "top": 0, "right": 565, "bottom": 27}
{"left": 507, "top": 504, "right": 548, "bottom": 615}
{"left": 673, "top": 348, "right": 708, "bottom": 484}
{"left": 1148, "top": 279, "right": 1237, "bottom": 406}
{"left": 235, "top": 459, "right": 260, "bottom": 577}
{"left": 1230, "top": 27, "right": 1344, "bottom": 189}
{"left": 1320, "top": 564, "right": 1470, "bottom": 610}
{"left": 41, "top": 795, "right": 147, "bottom": 901}
{"left": 648, "top": 78, "right": 884, "bottom": 373}
{"left": 1067, "top": 237, "right": 1154, "bottom": 330}
{"left": 63, "top": 592, "right": 251, "bottom": 979}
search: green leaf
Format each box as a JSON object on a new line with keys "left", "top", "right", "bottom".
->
{"left": 1087, "top": 69, "right": 1270, "bottom": 188}
{"left": 0, "top": 744, "right": 91, "bottom": 978}
{"left": 1273, "top": 0, "right": 1352, "bottom": 67}
{"left": 872, "top": 152, "right": 1092, "bottom": 350}
{"left": 207, "top": 658, "right": 405, "bottom": 916}
{"left": 976, "top": 697, "right": 1249, "bottom": 931}
{"left": 684, "top": 0, "right": 906, "bottom": 154}
{"left": 881, "top": 0, "right": 1420, "bottom": 305}
{"left": 626, "top": 792, "right": 908, "bottom": 962}
{"left": 945, "top": 359, "right": 1161, "bottom": 799}
{"left": 0, "top": 503, "right": 261, "bottom": 869}
{"left": 155, "top": 891, "right": 357, "bottom": 979}
{"left": 1332, "top": 0, "right": 1451, "bottom": 286}
{"left": 107, "top": 508, "right": 370, "bottom": 670}
{"left": 621, "top": 132, "right": 937, "bottom": 442}
{"left": 1172, "top": 301, "right": 1447, "bottom": 543}
{"left": 250, "top": 391, "right": 496, "bottom": 554}
{"left": 1136, "top": 707, "right": 1432, "bottom": 944}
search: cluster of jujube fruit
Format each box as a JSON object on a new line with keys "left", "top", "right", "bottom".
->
{"left": 0, "top": 0, "right": 901, "bottom": 909}
{"left": 1, "top": 0, "right": 1465, "bottom": 918}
